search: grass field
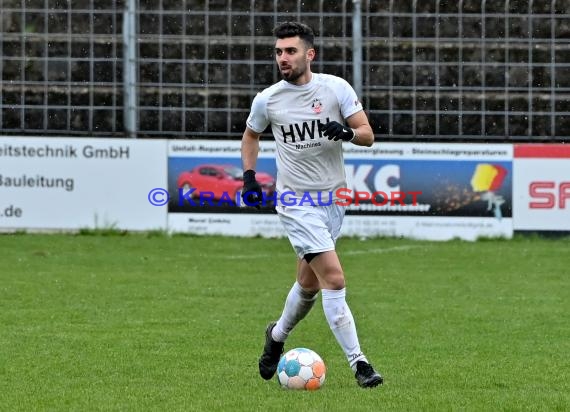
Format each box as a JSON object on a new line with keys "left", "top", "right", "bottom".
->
{"left": 0, "top": 232, "right": 568, "bottom": 411}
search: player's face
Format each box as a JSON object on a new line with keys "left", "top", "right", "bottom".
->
{"left": 275, "top": 37, "right": 314, "bottom": 84}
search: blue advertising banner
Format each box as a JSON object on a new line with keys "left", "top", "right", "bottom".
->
{"left": 342, "top": 159, "right": 512, "bottom": 218}
{"left": 167, "top": 148, "right": 512, "bottom": 219}
{"left": 168, "top": 155, "right": 276, "bottom": 213}
{"left": 167, "top": 141, "right": 513, "bottom": 240}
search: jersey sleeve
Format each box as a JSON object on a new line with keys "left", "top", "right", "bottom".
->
{"left": 334, "top": 77, "right": 363, "bottom": 120}
{"left": 246, "top": 92, "right": 270, "bottom": 134}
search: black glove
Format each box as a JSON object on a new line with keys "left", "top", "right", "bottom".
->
{"left": 242, "top": 169, "right": 263, "bottom": 208}
{"left": 319, "top": 121, "right": 355, "bottom": 142}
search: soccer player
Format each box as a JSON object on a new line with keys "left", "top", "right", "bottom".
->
{"left": 240, "top": 21, "right": 383, "bottom": 388}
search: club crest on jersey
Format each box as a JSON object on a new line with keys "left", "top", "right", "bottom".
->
{"left": 311, "top": 98, "right": 323, "bottom": 114}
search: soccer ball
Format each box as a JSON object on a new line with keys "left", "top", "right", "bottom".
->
{"left": 277, "top": 348, "right": 326, "bottom": 390}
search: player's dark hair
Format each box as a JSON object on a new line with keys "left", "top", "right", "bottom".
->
{"left": 273, "top": 22, "right": 315, "bottom": 49}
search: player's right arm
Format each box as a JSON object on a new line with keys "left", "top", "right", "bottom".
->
{"left": 241, "top": 92, "right": 269, "bottom": 206}
{"left": 241, "top": 127, "right": 263, "bottom": 206}
{"left": 241, "top": 127, "right": 261, "bottom": 171}
{"left": 242, "top": 91, "right": 269, "bottom": 170}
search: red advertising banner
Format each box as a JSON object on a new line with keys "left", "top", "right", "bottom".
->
{"left": 513, "top": 144, "right": 570, "bottom": 231}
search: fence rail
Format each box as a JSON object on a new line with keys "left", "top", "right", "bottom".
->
{"left": 1, "top": 0, "right": 569, "bottom": 141}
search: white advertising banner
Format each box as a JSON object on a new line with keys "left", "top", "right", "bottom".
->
{"left": 513, "top": 144, "right": 570, "bottom": 231}
{"left": 168, "top": 213, "right": 285, "bottom": 237}
{"left": 167, "top": 140, "right": 513, "bottom": 241}
{"left": 0, "top": 136, "right": 167, "bottom": 231}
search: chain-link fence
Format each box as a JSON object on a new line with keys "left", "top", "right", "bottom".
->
{"left": 1, "top": 0, "right": 124, "bottom": 136}
{"left": 1, "top": 0, "right": 569, "bottom": 141}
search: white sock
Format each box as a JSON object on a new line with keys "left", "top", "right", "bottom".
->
{"left": 321, "top": 288, "right": 368, "bottom": 369}
{"left": 272, "top": 281, "right": 318, "bottom": 342}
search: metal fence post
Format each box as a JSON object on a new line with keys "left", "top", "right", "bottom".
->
{"left": 123, "top": 0, "right": 138, "bottom": 138}
{"left": 352, "top": 0, "right": 363, "bottom": 100}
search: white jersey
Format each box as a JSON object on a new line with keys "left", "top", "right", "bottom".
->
{"left": 246, "top": 73, "right": 363, "bottom": 200}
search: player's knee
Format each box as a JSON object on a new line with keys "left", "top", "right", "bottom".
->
{"left": 297, "top": 274, "right": 320, "bottom": 293}
{"left": 304, "top": 252, "right": 345, "bottom": 289}
{"left": 327, "top": 274, "right": 345, "bottom": 290}
{"left": 319, "top": 269, "right": 345, "bottom": 290}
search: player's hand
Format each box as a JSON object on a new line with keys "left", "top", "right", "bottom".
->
{"left": 242, "top": 169, "right": 263, "bottom": 208}
{"left": 319, "top": 121, "right": 355, "bottom": 142}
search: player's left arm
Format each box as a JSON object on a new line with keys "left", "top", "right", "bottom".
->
{"left": 345, "top": 110, "right": 374, "bottom": 147}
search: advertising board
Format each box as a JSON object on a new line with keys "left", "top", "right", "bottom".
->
{"left": 0, "top": 137, "right": 167, "bottom": 231}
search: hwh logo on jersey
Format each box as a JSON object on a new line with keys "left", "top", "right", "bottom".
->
{"left": 280, "top": 118, "right": 330, "bottom": 143}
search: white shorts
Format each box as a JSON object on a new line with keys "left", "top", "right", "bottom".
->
{"left": 276, "top": 203, "right": 346, "bottom": 259}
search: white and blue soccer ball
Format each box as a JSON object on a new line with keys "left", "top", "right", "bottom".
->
{"left": 277, "top": 347, "right": 326, "bottom": 390}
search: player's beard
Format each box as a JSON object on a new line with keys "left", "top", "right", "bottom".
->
{"left": 280, "top": 62, "right": 306, "bottom": 83}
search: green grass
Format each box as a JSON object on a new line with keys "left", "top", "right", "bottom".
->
{"left": 0, "top": 233, "right": 568, "bottom": 411}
